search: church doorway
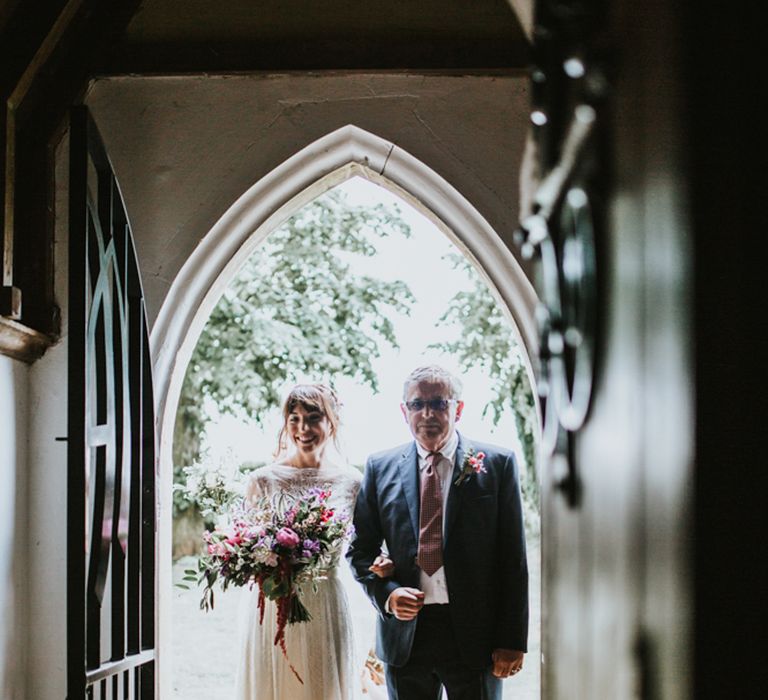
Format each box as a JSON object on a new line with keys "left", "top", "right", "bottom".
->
{"left": 149, "top": 127, "right": 541, "bottom": 698}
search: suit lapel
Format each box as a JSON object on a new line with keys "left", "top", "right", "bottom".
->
{"left": 397, "top": 442, "right": 420, "bottom": 542}
{"left": 444, "top": 433, "right": 467, "bottom": 544}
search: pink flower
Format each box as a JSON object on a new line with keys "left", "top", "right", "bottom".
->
{"left": 208, "top": 542, "right": 228, "bottom": 558}
{"left": 276, "top": 527, "right": 300, "bottom": 548}
{"left": 454, "top": 449, "right": 487, "bottom": 486}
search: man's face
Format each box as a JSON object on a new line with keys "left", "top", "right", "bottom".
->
{"left": 401, "top": 379, "right": 464, "bottom": 452}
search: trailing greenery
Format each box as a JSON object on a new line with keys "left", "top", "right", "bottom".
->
{"left": 430, "top": 254, "right": 539, "bottom": 513}
{"left": 173, "top": 189, "right": 415, "bottom": 517}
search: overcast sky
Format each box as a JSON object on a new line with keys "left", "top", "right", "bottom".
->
{"left": 200, "top": 176, "right": 525, "bottom": 469}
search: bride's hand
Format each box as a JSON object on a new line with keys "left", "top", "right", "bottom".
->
{"left": 363, "top": 648, "right": 385, "bottom": 686}
{"left": 369, "top": 554, "right": 395, "bottom": 578}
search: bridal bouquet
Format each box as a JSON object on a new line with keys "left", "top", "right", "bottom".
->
{"left": 185, "top": 486, "right": 351, "bottom": 681}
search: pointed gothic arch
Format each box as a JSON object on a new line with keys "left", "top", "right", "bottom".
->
{"left": 152, "top": 124, "right": 537, "bottom": 442}
{"left": 149, "top": 125, "right": 539, "bottom": 692}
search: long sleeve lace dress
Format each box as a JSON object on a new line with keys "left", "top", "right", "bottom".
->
{"left": 235, "top": 463, "right": 362, "bottom": 700}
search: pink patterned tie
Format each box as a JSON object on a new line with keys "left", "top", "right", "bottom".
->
{"left": 417, "top": 451, "right": 443, "bottom": 576}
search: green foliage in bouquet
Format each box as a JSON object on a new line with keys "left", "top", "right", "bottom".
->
{"left": 183, "top": 487, "right": 351, "bottom": 684}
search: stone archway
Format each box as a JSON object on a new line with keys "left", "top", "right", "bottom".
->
{"left": 149, "top": 124, "right": 539, "bottom": 693}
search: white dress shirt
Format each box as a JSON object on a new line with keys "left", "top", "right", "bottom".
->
{"left": 386, "top": 431, "right": 458, "bottom": 611}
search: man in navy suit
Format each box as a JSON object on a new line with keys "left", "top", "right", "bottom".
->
{"left": 348, "top": 365, "right": 528, "bottom": 699}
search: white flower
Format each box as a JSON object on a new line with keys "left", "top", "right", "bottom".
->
{"left": 204, "top": 470, "right": 221, "bottom": 488}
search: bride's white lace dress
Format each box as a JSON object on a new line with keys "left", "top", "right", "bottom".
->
{"left": 235, "top": 463, "right": 362, "bottom": 700}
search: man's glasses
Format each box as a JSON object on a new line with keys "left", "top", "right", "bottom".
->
{"left": 404, "top": 398, "right": 456, "bottom": 412}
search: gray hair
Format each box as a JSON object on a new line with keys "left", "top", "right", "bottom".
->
{"left": 402, "top": 365, "right": 464, "bottom": 401}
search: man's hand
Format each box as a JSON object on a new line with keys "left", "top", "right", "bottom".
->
{"left": 369, "top": 554, "right": 395, "bottom": 578}
{"left": 387, "top": 587, "right": 425, "bottom": 620}
{"left": 491, "top": 648, "right": 524, "bottom": 678}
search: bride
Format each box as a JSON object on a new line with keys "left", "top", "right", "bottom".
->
{"left": 235, "top": 384, "right": 390, "bottom": 700}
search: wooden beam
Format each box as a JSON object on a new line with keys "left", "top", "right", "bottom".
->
{"left": 0, "top": 315, "right": 52, "bottom": 362}
{"left": 1, "top": 0, "right": 69, "bottom": 347}
{"left": 0, "top": 0, "right": 142, "bottom": 361}
{"left": 2, "top": 0, "right": 84, "bottom": 333}
{"left": 2, "top": 107, "right": 14, "bottom": 288}
{"left": 104, "top": 37, "right": 531, "bottom": 75}
{"left": 0, "top": 284, "right": 20, "bottom": 317}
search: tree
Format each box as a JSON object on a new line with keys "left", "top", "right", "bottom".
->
{"left": 431, "top": 254, "right": 539, "bottom": 512}
{"left": 173, "top": 189, "right": 414, "bottom": 515}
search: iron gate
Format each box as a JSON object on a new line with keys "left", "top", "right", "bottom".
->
{"left": 67, "top": 106, "right": 156, "bottom": 699}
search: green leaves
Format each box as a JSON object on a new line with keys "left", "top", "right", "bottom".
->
{"left": 186, "top": 189, "right": 414, "bottom": 417}
{"left": 172, "top": 187, "right": 538, "bottom": 522}
{"left": 173, "top": 189, "right": 415, "bottom": 516}
{"left": 430, "top": 254, "right": 539, "bottom": 510}
{"left": 261, "top": 575, "right": 290, "bottom": 601}
{"left": 174, "top": 567, "right": 199, "bottom": 591}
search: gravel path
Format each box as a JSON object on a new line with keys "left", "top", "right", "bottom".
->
{"left": 171, "top": 537, "right": 540, "bottom": 699}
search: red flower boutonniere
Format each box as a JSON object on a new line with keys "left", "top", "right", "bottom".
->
{"left": 454, "top": 449, "right": 486, "bottom": 486}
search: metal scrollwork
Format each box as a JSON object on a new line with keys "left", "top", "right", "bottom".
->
{"left": 518, "top": 1, "right": 607, "bottom": 507}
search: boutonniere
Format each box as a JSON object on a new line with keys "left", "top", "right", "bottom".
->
{"left": 454, "top": 449, "right": 486, "bottom": 486}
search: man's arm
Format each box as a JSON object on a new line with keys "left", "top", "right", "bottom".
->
{"left": 493, "top": 451, "right": 529, "bottom": 653}
{"left": 346, "top": 458, "right": 400, "bottom": 615}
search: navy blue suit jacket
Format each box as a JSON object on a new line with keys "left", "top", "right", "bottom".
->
{"left": 346, "top": 433, "right": 528, "bottom": 668}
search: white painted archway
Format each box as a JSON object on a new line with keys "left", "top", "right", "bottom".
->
{"left": 149, "top": 124, "right": 539, "bottom": 691}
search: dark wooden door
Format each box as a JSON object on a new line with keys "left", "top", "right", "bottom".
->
{"left": 527, "top": 1, "right": 693, "bottom": 698}
{"left": 67, "top": 106, "right": 156, "bottom": 699}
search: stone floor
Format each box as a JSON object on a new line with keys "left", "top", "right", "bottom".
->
{"left": 171, "top": 537, "right": 540, "bottom": 699}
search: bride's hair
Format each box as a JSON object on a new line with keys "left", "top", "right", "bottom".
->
{"left": 274, "top": 383, "right": 342, "bottom": 457}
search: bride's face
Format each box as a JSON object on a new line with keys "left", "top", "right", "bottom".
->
{"left": 287, "top": 403, "right": 331, "bottom": 456}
